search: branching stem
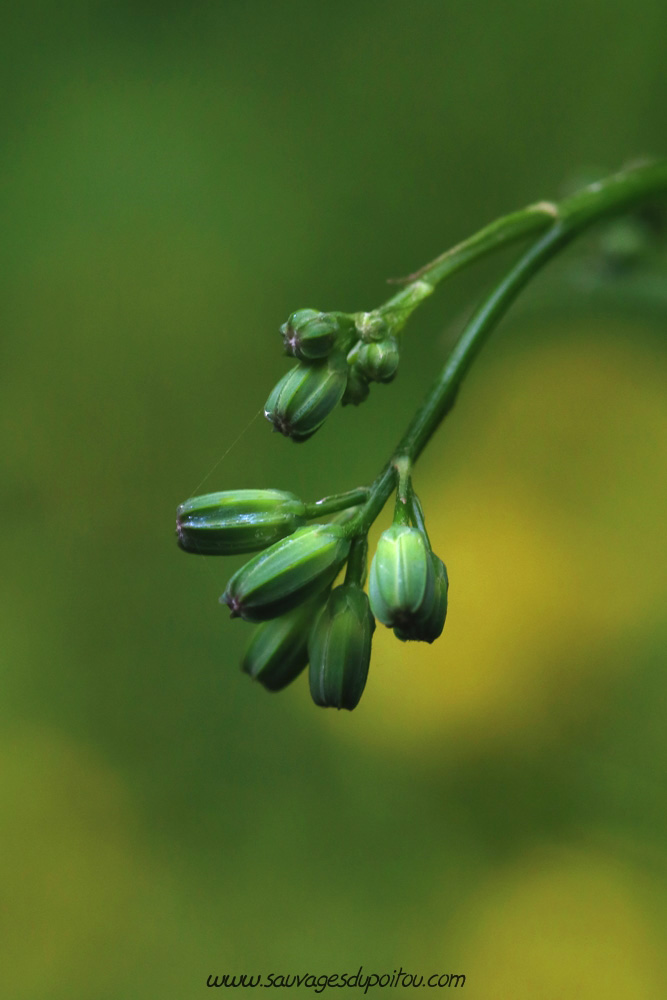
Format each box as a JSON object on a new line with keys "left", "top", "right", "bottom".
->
{"left": 345, "top": 160, "right": 667, "bottom": 537}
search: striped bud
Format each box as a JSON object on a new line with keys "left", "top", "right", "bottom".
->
{"left": 221, "top": 523, "right": 350, "bottom": 623}
{"left": 393, "top": 553, "right": 448, "bottom": 643}
{"left": 369, "top": 524, "right": 435, "bottom": 630}
{"left": 341, "top": 365, "right": 370, "bottom": 406}
{"left": 309, "top": 584, "right": 375, "bottom": 710}
{"left": 176, "top": 489, "right": 306, "bottom": 555}
{"left": 354, "top": 337, "right": 400, "bottom": 383}
{"left": 264, "top": 353, "right": 348, "bottom": 442}
{"left": 281, "top": 309, "right": 354, "bottom": 361}
{"left": 242, "top": 600, "right": 321, "bottom": 691}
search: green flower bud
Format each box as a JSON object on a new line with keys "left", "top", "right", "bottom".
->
{"left": 309, "top": 584, "right": 375, "bottom": 710}
{"left": 393, "top": 553, "right": 448, "bottom": 643}
{"left": 176, "top": 489, "right": 306, "bottom": 555}
{"left": 221, "top": 523, "right": 350, "bottom": 623}
{"left": 369, "top": 524, "right": 435, "bottom": 630}
{"left": 354, "top": 337, "right": 400, "bottom": 383}
{"left": 281, "top": 309, "right": 354, "bottom": 361}
{"left": 264, "top": 353, "right": 348, "bottom": 442}
{"left": 356, "top": 312, "right": 391, "bottom": 343}
{"left": 242, "top": 600, "right": 320, "bottom": 691}
{"left": 341, "top": 364, "right": 370, "bottom": 406}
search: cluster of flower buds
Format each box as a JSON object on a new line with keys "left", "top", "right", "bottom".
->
{"left": 177, "top": 489, "right": 374, "bottom": 709}
{"left": 176, "top": 474, "right": 447, "bottom": 710}
{"left": 264, "top": 307, "right": 402, "bottom": 441}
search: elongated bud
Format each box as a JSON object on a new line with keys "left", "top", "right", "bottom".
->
{"left": 176, "top": 489, "right": 306, "bottom": 555}
{"left": 369, "top": 524, "right": 435, "bottom": 630}
{"left": 353, "top": 337, "right": 400, "bottom": 383}
{"left": 242, "top": 600, "right": 321, "bottom": 691}
{"left": 309, "top": 584, "right": 375, "bottom": 710}
{"left": 394, "top": 553, "right": 448, "bottom": 643}
{"left": 341, "top": 364, "right": 370, "bottom": 406}
{"left": 264, "top": 353, "right": 348, "bottom": 442}
{"left": 221, "top": 523, "right": 350, "bottom": 622}
{"left": 281, "top": 309, "right": 354, "bottom": 361}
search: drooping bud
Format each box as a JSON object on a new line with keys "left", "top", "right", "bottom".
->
{"left": 176, "top": 489, "right": 306, "bottom": 555}
{"left": 341, "top": 364, "right": 370, "bottom": 406}
{"left": 241, "top": 600, "right": 321, "bottom": 691}
{"left": 393, "top": 553, "right": 448, "bottom": 643}
{"left": 264, "top": 353, "right": 348, "bottom": 442}
{"left": 221, "top": 523, "right": 350, "bottom": 623}
{"left": 308, "top": 584, "right": 375, "bottom": 710}
{"left": 369, "top": 524, "right": 435, "bottom": 630}
{"left": 281, "top": 309, "right": 354, "bottom": 361}
{"left": 354, "top": 337, "right": 400, "bottom": 383}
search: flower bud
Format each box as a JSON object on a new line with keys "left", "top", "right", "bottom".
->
{"left": 281, "top": 309, "right": 354, "bottom": 361}
{"left": 264, "top": 354, "right": 348, "bottom": 442}
{"left": 356, "top": 312, "right": 391, "bottom": 343}
{"left": 341, "top": 364, "right": 370, "bottom": 406}
{"left": 393, "top": 553, "right": 448, "bottom": 643}
{"left": 242, "top": 600, "right": 320, "bottom": 691}
{"left": 354, "top": 337, "right": 400, "bottom": 383}
{"left": 221, "top": 523, "right": 350, "bottom": 623}
{"left": 309, "top": 584, "right": 375, "bottom": 710}
{"left": 369, "top": 524, "right": 435, "bottom": 630}
{"left": 176, "top": 489, "right": 306, "bottom": 555}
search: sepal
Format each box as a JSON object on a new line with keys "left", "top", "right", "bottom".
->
{"left": 393, "top": 553, "right": 448, "bottom": 643}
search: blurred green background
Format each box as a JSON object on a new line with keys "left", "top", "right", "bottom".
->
{"left": 2, "top": 2, "right": 667, "bottom": 997}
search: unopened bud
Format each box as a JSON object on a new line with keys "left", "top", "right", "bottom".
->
{"left": 176, "top": 489, "right": 306, "bottom": 555}
{"left": 264, "top": 353, "right": 348, "bottom": 442}
{"left": 281, "top": 309, "right": 354, "bottom": 361}
{"left": 354, "top": 337, "right": 400, "bottom": 383}
{"left": 369, "top": 524, "right": 435, "bottom": 630}
{"left": 309, "top": 584, "right": 375, "bottom": 710}
{"left": 242, "top": 600, "right": 320, "bottom": 691}
{"left": 356, "top": 312, "right": 391, "bottom": 343}
{"left": 341, "top": 365, "right": 370, "bottom": 406}
{"left": 221, "top": 523, "right": 350, "bottom": 622}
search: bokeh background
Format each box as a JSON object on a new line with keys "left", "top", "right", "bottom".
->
{"left": 2, "top": 2, "right": 667, "bottom": 997}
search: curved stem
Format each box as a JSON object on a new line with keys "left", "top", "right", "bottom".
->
{"left": 346, "top": 160, "right": 667, "bottom": 536}
{"left": 395, "top": 201, "right": 558, "bottom": 287}
{"left": 376, "top": 161, "right": 667, "bottom": 336}
{"left": 396, "top": 221, "right": 569, "bottom": 463}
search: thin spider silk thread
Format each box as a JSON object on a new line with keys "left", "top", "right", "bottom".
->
{"left": 182, "top": 407, "right": 263, "bottom": 593}
{"left": 187, "top": 407, "right": 263, "bottom": 499}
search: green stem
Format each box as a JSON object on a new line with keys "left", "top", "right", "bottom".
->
{"left": 344, "top": 535, "right": 369, "bottom": 586}
{"left": 375, "top": 161, "right": 667, "bottom": 336}
{"left": 399, "top": 202, "right": 558, "bottom": 287}
{"left": 392, "top": 456, "right": 412, "bottom": 526}
{"left": 347, "top": 160, "right": 667, "bottom": 536}
{"left": 305, "top": 487, "right": 370, "bottom": 519}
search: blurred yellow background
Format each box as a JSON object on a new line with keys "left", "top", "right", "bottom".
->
{"left": 2, "top": 2, "right": 666, "bottom": 998}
